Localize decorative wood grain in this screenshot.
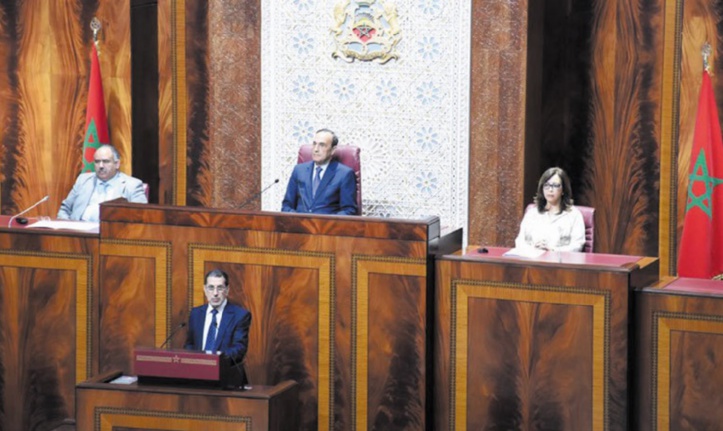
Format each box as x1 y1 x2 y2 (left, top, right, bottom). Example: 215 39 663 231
0 0 133 219
190 245 333 431
98 201 442 431
0 225 98 431
352 257 427 430
435 252 659 431
76 372 299 431
635 279 723 431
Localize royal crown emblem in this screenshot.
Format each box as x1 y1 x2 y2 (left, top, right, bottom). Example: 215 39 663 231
331 0 401 64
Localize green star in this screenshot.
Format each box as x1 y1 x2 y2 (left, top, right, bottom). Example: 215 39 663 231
686 148 723 218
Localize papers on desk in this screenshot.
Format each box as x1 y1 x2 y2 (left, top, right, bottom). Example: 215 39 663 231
503 247 546 258
27 220 99 232
109 375 138 385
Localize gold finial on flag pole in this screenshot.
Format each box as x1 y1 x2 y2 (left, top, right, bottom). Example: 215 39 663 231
90 17 101 54
702 42 712 75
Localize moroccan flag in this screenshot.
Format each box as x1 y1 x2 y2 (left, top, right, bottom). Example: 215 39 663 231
81 44 109 172
678 70 723 278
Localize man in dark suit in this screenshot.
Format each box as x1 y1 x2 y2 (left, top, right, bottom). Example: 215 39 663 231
281 128 357 215
57 144 147 221
184 269 251 384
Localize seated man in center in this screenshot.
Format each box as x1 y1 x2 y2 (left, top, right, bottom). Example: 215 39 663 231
281 128 357 215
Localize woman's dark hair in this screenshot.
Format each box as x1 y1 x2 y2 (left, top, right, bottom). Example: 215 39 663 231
534 167 574 214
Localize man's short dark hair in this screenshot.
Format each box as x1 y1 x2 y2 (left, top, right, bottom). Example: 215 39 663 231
205 268 229 286
316 128 339 147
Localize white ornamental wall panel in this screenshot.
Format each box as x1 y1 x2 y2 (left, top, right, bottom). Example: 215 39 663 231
261 0 470 232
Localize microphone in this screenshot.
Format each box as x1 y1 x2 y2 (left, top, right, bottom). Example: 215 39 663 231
8 195 50 228
238 179 279 210
159 322 186 349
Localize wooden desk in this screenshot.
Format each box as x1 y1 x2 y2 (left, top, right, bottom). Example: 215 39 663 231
76 370 298 430
635 277 723 431
435 246 658 431
0 216 99 430
97 201 459 431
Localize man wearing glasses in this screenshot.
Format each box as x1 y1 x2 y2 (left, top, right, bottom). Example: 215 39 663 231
57 144 147 221
184 269 252 384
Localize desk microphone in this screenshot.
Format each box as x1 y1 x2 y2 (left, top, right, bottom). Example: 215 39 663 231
8 195 50 228
159 322 186 349
238 179 279 210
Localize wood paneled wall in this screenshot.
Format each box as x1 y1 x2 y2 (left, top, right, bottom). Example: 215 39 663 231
0 1 720 277
0 0 132 218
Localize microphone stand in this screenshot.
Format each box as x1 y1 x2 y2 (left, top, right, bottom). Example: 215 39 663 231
8 195 50 228
159 322 186 350
238 179 279 210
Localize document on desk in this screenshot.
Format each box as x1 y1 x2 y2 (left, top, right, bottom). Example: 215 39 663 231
503 247 545 259
28 220 100 232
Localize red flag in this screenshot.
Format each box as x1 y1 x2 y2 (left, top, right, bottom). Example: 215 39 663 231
81 44 109 172
678 71 723 278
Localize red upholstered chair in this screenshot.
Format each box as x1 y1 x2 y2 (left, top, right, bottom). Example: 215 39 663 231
297 144 362 215
525 204 595 252
577 205 595 253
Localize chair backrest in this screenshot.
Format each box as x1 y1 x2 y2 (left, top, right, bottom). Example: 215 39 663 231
577 205 595 253
525 203 595 252
297 144 362 215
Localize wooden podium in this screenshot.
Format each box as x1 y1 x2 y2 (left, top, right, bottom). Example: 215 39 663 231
434 246 659 431
76 370 298 431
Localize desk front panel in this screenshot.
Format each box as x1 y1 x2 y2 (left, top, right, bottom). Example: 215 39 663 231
0 226 98 430
635 278 723 431
435 251 658 431
98 205 440 431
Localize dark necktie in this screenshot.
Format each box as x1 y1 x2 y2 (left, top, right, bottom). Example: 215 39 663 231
312 166 322 197
203 308 218 351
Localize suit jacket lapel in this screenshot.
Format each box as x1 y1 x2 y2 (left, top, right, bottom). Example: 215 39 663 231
76 175 97 219
195 308 206 349
302 163 314 208
213 306 235 351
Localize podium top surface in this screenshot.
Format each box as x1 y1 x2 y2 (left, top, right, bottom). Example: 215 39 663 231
78 370 296 400
450 246 656 273
642 276 723 298
100 200 441 242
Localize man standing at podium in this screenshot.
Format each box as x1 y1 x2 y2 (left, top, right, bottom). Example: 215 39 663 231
184 269 252 368
281 128 357 215
57 144 147 221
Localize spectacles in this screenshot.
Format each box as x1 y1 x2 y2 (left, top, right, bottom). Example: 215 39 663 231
204 285 228 293
543 182 562 190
